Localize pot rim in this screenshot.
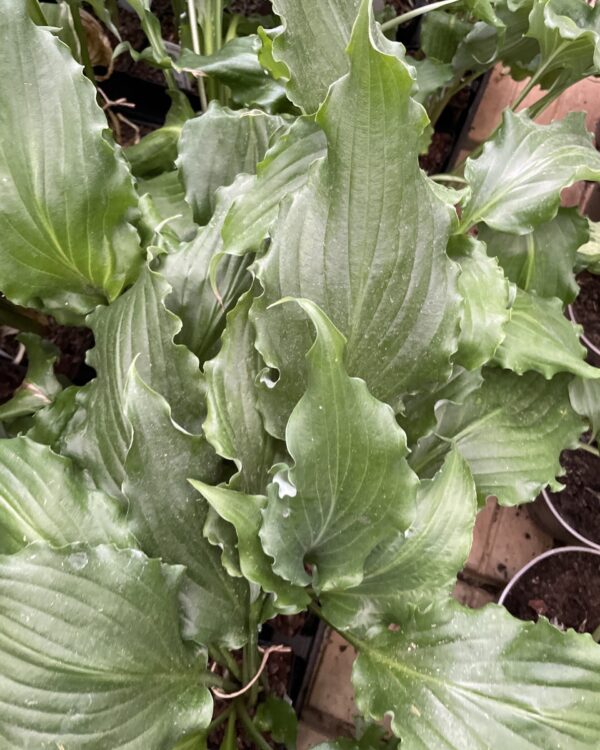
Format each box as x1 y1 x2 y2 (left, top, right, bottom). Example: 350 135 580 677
498 545 600 606
568 303 600 358
539 487 600 552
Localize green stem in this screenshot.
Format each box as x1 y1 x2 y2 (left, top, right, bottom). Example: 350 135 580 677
66 0 96 84
26 0 47 25
430 174 468 184
225 13 241 43
592 625 600 644
217 647 242 682
237 702 272 750
187 0 208 109
207 705 234 734
381 0 460 32
0 299 47 336
579 442 600 458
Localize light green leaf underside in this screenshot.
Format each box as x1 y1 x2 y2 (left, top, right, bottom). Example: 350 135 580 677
452 237 510 370
410 368 583 506
60 264 205 496
190 481 309 613
0 436 130 555
260 299 418 593
161 178 255 364
123 370 249 649
479 207 587 303
321 450 476 633
459 110 600 234
137 171 196 242
0 334 61 421
253 2 461 436
493 289 600 379
178 104 285 225
204 291 281 494
270 0 361 113
570 376 600 441
221 116 327 258
0 544 212 750
353 602 600 750
0 0 141 321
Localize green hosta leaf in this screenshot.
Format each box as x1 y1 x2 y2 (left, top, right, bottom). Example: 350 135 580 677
260 299 418 592
0 436 130 554
399 367 484 446
411 58 454 105
452 21 500 75
479 208 587 302
161 178 254 363
421 11 473 63
410 369 583 505
253 2 461 435
0 334 61 422
40 1 81 58
123 369 250 649
0 544 213 749
452 237 511 370
61 264 205 495
178 104 286 225
493 289 600 379
138 171 196 242
0 0 141 322
353 602 600 750
26 385 80 449
527 0 600 88
190 481 310 613
321 450 476 633
465 0 503 25
255 696 298 750
221 116 327 258
270 0 361 113
458 111 600 234
178 36 288 112
204 291 281 493
570 377 600 441
496 0 540 76
126 91 194 179
576 219 600 274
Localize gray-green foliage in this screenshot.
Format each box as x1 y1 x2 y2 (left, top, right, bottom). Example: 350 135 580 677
1 0 600 747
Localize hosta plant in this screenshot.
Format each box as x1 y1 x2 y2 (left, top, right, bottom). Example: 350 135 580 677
2 0 600 748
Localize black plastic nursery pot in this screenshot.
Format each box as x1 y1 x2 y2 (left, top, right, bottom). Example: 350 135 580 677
499 547 600 637
259 612 327 715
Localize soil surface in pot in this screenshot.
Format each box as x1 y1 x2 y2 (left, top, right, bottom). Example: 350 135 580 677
572 271 600 367
503 550 600 634
0 323 94 407
548 448 600 545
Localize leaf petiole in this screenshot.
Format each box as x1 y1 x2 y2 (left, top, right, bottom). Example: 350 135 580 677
381 0 460 32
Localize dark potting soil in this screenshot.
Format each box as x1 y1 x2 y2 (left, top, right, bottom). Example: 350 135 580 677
572 271 600 368
548 448 600 545
0 323 95 407
503 550 600 634
0 332 26 405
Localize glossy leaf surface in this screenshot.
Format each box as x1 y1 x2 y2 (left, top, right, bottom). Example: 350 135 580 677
0 0 141 320
0 544 213 749
354 602 600 750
